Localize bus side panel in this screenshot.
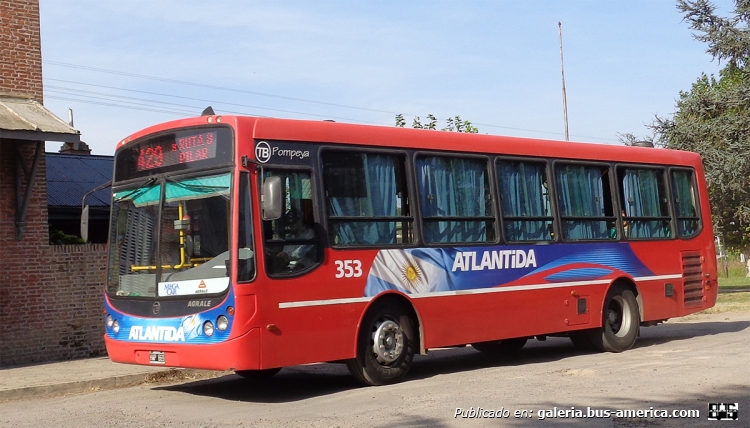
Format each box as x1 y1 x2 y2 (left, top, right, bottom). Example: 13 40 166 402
413 285 609 349
255 264 370 368
260 304 363 368
633 278 681 322
630 240 717 321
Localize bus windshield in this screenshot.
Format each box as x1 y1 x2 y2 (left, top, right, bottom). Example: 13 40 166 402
106 173 233 298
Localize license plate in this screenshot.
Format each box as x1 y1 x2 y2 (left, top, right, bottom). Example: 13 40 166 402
149 351 166 364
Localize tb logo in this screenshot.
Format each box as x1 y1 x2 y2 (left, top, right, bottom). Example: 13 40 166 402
255 141 271 163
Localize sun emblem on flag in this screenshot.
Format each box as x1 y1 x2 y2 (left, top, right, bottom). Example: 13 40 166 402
400 261 423 292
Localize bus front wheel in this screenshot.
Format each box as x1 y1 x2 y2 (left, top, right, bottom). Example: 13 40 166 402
587 284 639 352
347 303 416 386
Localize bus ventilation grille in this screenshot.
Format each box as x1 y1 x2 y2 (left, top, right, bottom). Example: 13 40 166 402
682 252 704 307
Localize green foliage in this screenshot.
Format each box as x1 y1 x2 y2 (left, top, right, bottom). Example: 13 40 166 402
677 0 750 70
49 226 86 245
395 114 406 128
616 132 658 147
395 114 478 133
645 1 750 249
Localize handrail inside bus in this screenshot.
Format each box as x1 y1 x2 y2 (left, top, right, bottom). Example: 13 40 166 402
131 202 193 272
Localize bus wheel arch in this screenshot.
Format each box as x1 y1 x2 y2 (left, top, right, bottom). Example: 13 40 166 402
610 277 644 323
587 280 640 353
347 293 420 386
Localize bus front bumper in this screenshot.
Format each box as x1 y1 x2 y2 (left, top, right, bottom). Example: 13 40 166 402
104 327 261 371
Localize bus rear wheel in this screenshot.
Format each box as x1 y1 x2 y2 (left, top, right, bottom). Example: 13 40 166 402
471 338 528 354
587 284 639 352
347 303 416 386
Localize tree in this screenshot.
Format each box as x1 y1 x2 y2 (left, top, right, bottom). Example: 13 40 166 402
616 132 657 147
395 114 478 133
646 0 750 249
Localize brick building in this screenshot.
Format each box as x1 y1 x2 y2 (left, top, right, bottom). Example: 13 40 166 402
1 0 107 366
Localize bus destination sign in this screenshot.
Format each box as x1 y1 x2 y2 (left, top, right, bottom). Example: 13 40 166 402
137 131 218 171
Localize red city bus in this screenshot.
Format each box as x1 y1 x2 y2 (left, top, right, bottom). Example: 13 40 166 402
101 114 717 385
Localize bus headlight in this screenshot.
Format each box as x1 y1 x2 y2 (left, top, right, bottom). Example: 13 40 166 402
216 315 229 331
203 321 214 337
112 320 120 334
106 314 114 328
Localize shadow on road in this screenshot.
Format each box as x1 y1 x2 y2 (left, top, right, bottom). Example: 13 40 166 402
636 319 750 348
157 319 749 404
503 384 749 427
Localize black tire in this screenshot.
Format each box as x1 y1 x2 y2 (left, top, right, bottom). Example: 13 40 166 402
471 338 528 354
587 284 639 352
234 368 281 381
346 303 416 386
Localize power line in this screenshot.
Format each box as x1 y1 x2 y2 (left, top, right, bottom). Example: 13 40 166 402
45 79 384 124
44 60 397 115
43 60 618 143
45 95 195 117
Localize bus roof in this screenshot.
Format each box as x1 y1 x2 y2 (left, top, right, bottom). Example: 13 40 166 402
119 115 702 168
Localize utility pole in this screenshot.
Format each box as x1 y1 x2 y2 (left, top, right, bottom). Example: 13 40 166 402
558 22 570 141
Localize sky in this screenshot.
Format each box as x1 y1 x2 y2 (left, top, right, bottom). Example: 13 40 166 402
38 0 734 155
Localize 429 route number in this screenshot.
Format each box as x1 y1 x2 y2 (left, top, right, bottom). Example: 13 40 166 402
334 260 362 278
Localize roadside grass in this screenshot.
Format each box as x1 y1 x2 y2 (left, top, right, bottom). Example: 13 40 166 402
697 292 750 315
717 258 750 289
718 276 750 289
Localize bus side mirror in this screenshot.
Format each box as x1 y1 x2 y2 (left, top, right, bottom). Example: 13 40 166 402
80 205 90 242
80 180 111 244
262 176 282 220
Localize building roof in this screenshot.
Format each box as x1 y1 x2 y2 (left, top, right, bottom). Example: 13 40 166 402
46 153 112 207
0 95 80 142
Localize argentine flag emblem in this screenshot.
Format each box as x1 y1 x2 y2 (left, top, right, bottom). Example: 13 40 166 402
364 249 453 296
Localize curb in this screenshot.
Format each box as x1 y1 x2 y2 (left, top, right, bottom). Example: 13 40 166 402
0 368 229 402
718 288 750 294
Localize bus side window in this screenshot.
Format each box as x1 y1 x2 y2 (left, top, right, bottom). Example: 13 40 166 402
555 163 616 241
671 169 700 238
617 167 671 240
416 155 495 244
322 151 413 246
496 159 554 242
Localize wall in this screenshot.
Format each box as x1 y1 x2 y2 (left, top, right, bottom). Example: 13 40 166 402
0 0 43 101
0 0 108 367
0 142 108 366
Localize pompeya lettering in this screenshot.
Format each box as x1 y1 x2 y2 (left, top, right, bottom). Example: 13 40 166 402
451 249 537 272
128 325 185 342
272 146 310 161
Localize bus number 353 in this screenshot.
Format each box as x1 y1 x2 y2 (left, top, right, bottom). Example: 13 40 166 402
334 260 362 278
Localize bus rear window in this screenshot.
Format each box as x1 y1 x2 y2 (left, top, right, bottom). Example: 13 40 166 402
672 169 701 238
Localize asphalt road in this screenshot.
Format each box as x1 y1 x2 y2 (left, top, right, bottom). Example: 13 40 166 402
2 310 748 427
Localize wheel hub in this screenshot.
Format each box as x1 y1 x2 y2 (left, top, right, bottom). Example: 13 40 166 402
372 319 404 364
608 296 632 337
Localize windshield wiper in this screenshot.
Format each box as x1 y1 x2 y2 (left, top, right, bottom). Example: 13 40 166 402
114 177 158 202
